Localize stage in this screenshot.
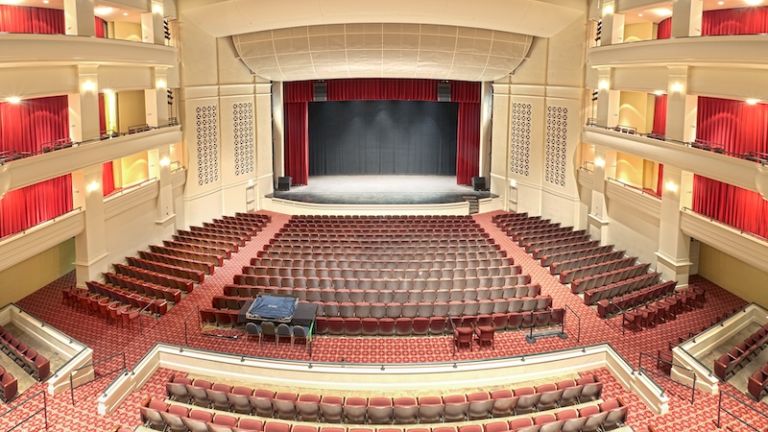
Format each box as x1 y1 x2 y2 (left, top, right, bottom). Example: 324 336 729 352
270 175 494 205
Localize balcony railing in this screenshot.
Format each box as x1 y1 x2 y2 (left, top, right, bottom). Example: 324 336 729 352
0 118 178 166
584 121 768 166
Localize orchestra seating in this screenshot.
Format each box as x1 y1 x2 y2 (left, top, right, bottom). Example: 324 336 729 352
0 366 17 402
62 213 271 325
0 325 50 380
748 364 768 400
162 373 605 422
715 322 768 381
620 286 706 331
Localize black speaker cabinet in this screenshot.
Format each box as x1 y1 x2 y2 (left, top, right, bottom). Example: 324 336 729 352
277 176 292 191
472 176 487 191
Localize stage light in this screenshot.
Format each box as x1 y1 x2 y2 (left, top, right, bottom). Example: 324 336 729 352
5 96 21 104
653 90 665 96
598 80 610 91
81 80 96 93
159 156 171 167
86 181 101 193
665 180 679 193
594 157 606 168
746 98 760 105
669 82 684 94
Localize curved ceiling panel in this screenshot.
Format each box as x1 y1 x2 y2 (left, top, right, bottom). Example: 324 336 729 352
233 23 534 82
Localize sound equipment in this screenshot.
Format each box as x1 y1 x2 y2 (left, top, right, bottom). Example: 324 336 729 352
313 81 327 102
277 176 292 191
472 176 487 191
437 81 451 102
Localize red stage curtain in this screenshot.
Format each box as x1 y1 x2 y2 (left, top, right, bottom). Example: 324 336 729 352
452 82 481 185
102 162 116 196
697 96 768 156
283 81 314 103
95 16 107 38
693 175 768 239
284 102 309 186
0 175 73 238
0 95 70 155
326 79 438 101
0 5 64 34
652 94 667 136
657 6 768 38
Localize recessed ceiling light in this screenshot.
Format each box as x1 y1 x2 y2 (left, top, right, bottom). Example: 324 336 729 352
717 0 725 4
43 0 49 4
651 7 673 16
746 98 760 105
94 6 114 15
5 96 21 104
745 0 763 5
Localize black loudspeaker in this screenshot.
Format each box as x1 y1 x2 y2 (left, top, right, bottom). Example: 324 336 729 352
472 176 487 191
437 81 451 102
277 176 292 191
313 81 327 102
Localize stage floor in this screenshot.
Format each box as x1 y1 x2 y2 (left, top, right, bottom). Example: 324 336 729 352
271 175 494 205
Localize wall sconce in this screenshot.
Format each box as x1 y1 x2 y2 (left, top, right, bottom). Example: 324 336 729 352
152 3 164 15
5 96 21 104
594 157 606 168
601 4 615 16
86 181 101 193
159 156 171 167
665 180 679 193
81 80 97 93
155 79 167 90
247 179 255 187
598 80 610 91
669 82 684 94
509 179 517 188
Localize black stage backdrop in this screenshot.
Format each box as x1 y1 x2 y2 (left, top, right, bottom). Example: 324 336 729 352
308 100 458 176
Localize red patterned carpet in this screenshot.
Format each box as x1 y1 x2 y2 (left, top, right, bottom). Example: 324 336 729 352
3 210 762 431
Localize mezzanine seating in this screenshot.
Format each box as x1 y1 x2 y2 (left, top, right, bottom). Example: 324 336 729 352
64 288 146 328
596 281 676 318
114 263 194 293
569 264 650 295
621 287 705 331
748 364 768 400
0 366 17 402
163 373 604 423
558 257 637 285
85 281 168 315
104 272 182 303
715 322 768 381
583 273 660 306
0 326 50 380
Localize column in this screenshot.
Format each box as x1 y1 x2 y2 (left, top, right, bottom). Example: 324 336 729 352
148 145 176 224
63 0 95 36
656 165 693 285
478 82 493 179
587 146 616 242
599 1 625 45
72 165 108 287
68 66 100 143
145 68 170 127
271 82 285 178
141 0 166 45
665 66 698 143
671 0 703 38
595 68 620 128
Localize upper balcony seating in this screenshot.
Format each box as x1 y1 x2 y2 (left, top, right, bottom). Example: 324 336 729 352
104 272 182 303
715 322 768 381
570 264 650 295
621 287 705 332
596 281 676 318
65 287 154 328
0 366 17 402
549 250 625 276
0 326 50 380
531 240 601 261
85 281 168 315
161 373 604 423
114 263 194 293
177 229 247 247
583 273 660 306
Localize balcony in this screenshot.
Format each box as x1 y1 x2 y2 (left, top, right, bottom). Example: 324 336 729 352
0 33 177 68
0 124 181 194
0 209 84 273
582 125 767 196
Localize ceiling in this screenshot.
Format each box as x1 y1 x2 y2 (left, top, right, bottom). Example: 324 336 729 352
232 23 534 82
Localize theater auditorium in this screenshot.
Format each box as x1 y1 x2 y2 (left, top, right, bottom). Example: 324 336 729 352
0 0 767 430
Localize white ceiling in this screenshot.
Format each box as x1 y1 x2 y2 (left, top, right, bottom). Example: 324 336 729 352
232 23 534 82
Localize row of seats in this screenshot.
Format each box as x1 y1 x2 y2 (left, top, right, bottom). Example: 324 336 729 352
174 234 240 253
138 251 215 276
531 239 600 261
583 273 660 306
539 244 608 267
549 251 625 276
115 263 194 293
257 253 506 264
558 258 636 285
191 225 251 242
570 264 650 295
281 226 487 233
85 281 168 315
0 326 50 380
242 266 519 280
232 275 526 291
128 256 206 283
715 322 768 380
150 245 224 267
105 272 183 303
64 288 148 326
164 373 602 423
266 240 499 249
274 233 491 240
622 287 706 331
251 258 514 271
596 282 676 318
0 366 17 402
164 239 232 260
177 229 247 247
748 364 768 400
222 283 542 303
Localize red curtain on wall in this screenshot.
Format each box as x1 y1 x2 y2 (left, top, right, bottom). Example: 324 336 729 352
657 6 768 38
0 5 64 34
326 79 438 101
0 175 73 238
452 81 481 185
693 175 768 239
282 81 314 186
697 96 768 156
0 95 70 155
656 164 664 197
102 162 116 196
652 94 667 136
94 16 107 38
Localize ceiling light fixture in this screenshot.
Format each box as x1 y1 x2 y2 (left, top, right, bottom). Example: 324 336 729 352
594 157 606 168
651 7 673 17
598 79 610 91
670 82 685 94
94 6 114 15
746 98 760 105
5 96 21 104
653 90 665 96
717 0 725 4
745 0 763 5
122 12 128 16
665 180 679 193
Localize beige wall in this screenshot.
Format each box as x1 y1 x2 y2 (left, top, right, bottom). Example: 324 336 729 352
112 22 142 42
618 91 654 133
0 239 75 307
623 22 654 43
117 90 147 134
698 243 768 308
616 152 645 188
118 151 150 187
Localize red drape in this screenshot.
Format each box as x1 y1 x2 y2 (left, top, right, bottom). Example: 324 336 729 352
0 5 64 34
656 163 664 197
0 175 73 238
452 82 481 185
326 79 438 101
693 175 768 239
0 95 70 156
102 162 116 196
94 16 107 38
697 96 768 156
98 93 107 136
652 94 667 136
282 81 314 186
658 6 768 38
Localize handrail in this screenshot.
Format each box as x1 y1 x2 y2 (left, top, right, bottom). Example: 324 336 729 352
137 301 159 336
638 351 697 404
716 388 768 430
563 304 581 342
680 207 768 244
606 177 661 199
0 207 83 244
0 390 48 431
68 351 127 407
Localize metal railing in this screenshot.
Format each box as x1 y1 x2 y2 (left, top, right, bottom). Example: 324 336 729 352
0 390 48 431
563 304 581 343
638 351 697 405
716 388 768 430
68 351 127 407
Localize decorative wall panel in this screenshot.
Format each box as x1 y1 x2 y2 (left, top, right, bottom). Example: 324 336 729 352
545 105 568 187
509 102 532 177
195 105 219 186
232 102 255 176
